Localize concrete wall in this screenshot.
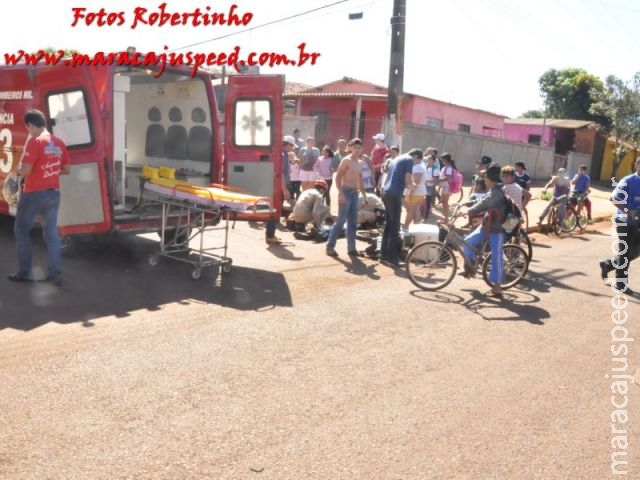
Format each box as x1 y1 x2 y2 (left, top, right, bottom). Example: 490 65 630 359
566 152 592 178
403 123 555 180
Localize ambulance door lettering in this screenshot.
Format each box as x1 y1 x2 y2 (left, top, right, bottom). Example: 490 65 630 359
0 128 13 173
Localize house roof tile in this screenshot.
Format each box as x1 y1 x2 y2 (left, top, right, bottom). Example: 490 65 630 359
283 91 388 99
284 81 314 96
285 76 507 117
505 118 595 129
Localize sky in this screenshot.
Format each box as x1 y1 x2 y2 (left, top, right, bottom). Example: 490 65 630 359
4 0 640 118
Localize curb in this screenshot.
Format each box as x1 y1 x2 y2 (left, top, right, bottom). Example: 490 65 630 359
525 215 610 234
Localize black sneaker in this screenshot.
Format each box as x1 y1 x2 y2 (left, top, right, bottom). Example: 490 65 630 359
599 261 609 282
381 259 405 268
614 283 634 295
7 273 33 283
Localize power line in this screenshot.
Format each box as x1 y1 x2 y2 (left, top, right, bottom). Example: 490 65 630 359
595 1 639 51
451 0 501 52
172 0 350 52
479 0 558 51
600 0 640 13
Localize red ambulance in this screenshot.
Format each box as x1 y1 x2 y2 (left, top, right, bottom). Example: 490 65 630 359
0 61 284 250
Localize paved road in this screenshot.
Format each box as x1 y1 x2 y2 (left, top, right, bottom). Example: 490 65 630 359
0 217 638 479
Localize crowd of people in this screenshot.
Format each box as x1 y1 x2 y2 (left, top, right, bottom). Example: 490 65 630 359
8 112 636 299
270 127 640 299
273 131 533 296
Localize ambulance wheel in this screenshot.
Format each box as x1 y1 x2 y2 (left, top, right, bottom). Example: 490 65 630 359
148 254 159 267
60 235 78 258
221 262 232 274
191 268 202 280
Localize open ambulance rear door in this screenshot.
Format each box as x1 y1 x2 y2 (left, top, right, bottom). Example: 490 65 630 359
0 64 112 235
44 66 113 236
223 74 284 221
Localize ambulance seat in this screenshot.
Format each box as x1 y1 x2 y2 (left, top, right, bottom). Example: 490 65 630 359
144 107 165 157
188 107 211 162
165 107 187 160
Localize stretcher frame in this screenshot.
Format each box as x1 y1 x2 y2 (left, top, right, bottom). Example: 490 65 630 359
142 187 233 280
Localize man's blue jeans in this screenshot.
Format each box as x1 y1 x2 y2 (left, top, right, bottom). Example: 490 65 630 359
463 225 504 284
326 186 359 252
14 189 62 279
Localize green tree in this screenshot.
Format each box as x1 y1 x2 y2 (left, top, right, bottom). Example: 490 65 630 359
39 47 78 57
589 73 640 180
520 109 545 119
539 68 606 122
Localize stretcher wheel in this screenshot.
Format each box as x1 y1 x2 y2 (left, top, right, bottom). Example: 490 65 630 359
221 262 232 274
191 268 202 280
148 254 159 266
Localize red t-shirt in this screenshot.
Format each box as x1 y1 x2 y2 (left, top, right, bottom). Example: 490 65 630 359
371 144 389 172
21 131 70 193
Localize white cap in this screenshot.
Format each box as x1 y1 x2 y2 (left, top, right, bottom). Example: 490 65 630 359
372 133 385 141
283 135 296 145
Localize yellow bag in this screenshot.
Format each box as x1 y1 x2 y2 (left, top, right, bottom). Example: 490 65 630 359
142 165 159 179
158 166 176 179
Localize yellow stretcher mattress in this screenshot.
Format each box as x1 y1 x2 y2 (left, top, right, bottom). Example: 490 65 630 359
143 177 273 212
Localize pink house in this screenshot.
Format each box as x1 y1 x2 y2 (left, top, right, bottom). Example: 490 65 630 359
284 77 507 151
503 118 597 154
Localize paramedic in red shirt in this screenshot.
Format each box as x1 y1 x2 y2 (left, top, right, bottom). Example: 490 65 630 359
8 110 70 284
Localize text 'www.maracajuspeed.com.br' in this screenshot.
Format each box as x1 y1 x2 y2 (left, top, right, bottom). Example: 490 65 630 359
4 44 321 77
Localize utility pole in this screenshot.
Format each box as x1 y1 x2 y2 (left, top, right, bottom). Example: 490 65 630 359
386 0 405 150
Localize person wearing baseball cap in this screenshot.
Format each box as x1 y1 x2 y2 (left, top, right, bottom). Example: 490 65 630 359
472 155 493 194
371 133 389 195
288 179 330 239
462 162 507 297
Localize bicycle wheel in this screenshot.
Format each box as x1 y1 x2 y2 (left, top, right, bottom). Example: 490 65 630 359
575 205 588 230
482 244 529 289
577 213 588 230
548 209 561 236
406 241 457 291
508 229 533 262
563 209 577 232
456 186 465 204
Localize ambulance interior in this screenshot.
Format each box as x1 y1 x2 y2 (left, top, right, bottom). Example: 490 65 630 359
112 68 217 212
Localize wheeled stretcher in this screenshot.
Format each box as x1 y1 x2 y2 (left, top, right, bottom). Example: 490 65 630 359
141 178 273 279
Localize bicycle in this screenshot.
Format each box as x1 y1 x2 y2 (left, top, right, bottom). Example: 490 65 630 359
449 202 533 262
405 203 529 291
568 193 589 231
541 194 584 235
506 225 533 262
